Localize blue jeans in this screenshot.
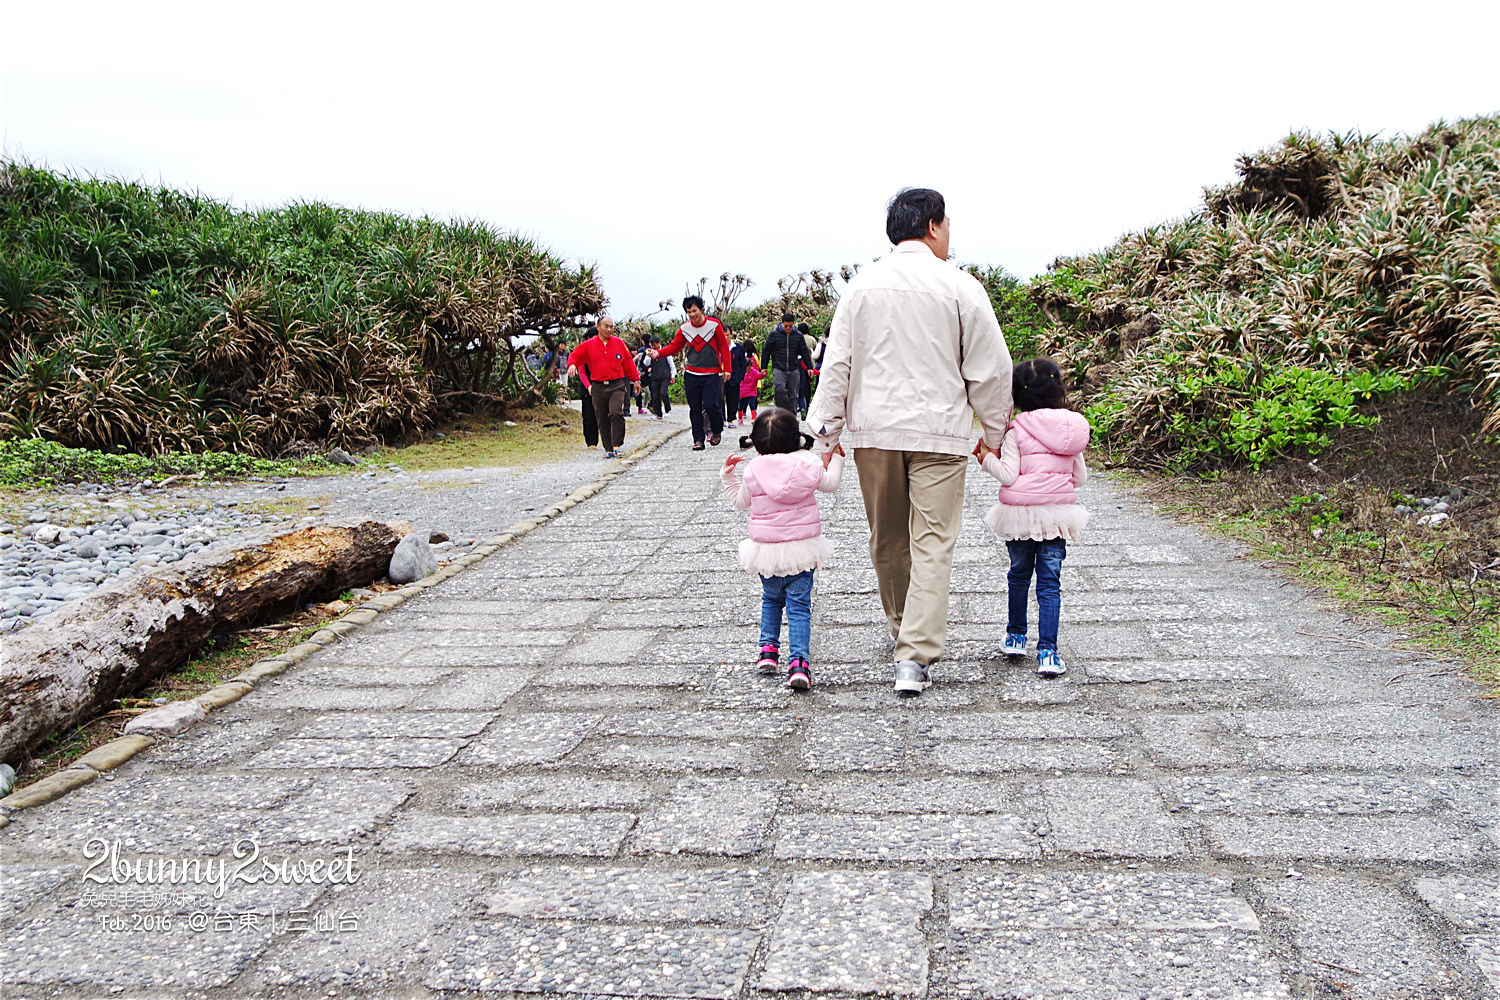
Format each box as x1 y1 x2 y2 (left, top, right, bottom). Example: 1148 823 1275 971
1006 538 1066 652
760 569 814 661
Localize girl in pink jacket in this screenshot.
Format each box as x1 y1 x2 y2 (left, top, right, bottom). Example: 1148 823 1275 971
737 358 764 426
722 408 845 690
976 358 1090 678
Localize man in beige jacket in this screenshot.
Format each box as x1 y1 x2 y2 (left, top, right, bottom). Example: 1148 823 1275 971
807 188 1013 695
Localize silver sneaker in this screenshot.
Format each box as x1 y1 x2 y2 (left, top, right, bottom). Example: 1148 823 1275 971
893 660 931 697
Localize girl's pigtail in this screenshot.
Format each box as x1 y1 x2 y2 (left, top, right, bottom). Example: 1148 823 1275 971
798 432 814 451
739 435 755 450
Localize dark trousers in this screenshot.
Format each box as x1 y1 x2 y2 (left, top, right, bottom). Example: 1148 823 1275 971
684 372 724 444
1006 538 1067 651
649 377 672 417
738 395 759 418
725 374 742 423
580 388 598 446
772 368 800 411
590 378 629 452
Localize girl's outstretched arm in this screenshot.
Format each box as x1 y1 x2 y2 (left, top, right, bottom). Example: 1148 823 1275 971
817 451 845 492
1072 452 1088 488
980 429 1020 486
721 455 752 509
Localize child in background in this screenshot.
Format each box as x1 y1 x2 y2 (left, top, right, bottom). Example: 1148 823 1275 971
722 408 844 690
738 355 764 426
976 358 1090 677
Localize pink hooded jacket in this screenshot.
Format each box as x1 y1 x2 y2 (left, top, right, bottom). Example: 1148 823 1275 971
739 453 840 541
995 408 1091 506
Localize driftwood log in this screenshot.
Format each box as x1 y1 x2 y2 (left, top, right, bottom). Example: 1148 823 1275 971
0 521 406 766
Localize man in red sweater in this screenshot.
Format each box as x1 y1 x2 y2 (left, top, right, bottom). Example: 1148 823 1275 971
648 295 732 450
567 317 642 458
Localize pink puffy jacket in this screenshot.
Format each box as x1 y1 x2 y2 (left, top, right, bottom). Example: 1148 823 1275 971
741 453 839 542
996 408 1091 506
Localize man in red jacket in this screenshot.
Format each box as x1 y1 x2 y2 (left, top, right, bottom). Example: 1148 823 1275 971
648 295 733 450
567 317 642 458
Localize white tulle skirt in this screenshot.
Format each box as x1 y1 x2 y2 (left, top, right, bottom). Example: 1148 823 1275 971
739 535 833 578
985 502 1090 542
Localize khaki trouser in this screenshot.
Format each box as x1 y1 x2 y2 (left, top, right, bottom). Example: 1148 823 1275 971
853 448 967 666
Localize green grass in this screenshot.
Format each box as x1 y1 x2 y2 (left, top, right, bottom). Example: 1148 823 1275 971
372 406 586 471
0 437 335 487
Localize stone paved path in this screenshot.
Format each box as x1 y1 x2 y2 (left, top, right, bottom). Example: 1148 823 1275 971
3 440 1497 999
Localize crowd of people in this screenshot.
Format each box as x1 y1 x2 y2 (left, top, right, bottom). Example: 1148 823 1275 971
544 187 1088 698
546 300 825 458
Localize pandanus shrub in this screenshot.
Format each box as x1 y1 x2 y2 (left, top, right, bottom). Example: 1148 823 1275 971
0 164 603 455
1034 113 1500 471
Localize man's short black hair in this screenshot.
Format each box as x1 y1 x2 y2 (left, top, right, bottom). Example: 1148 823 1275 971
781 312 795 324
886 187 946 245
683 295 705 311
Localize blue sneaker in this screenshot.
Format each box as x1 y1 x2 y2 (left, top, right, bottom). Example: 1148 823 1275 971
1002 632 1027 658
1036 649 1066 677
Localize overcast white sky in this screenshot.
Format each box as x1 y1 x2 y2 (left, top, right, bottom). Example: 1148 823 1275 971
4 0 1497 319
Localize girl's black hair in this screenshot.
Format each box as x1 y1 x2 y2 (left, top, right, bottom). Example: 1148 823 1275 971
739 407 813 454
1012 357 1070 412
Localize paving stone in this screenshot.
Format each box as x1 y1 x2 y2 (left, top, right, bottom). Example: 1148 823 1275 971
773 812 1039 860
454 777 654 811
293 711 496 739
947 927 1289 999
932 741 1125 774
1412 874 1500 930
950 870 1260 930
1252 737 1494 771
396 645 550 667
992 677 1083 704
265 685 418 710
589 740 775 773
531 665 701 687
1260 875 1470 998
1170 773 1467 815
529 687 688 710
1236 704 1473 738
1205 814 1488 862
1042 777 1185 857
290 666 453 686
788 776 1025 815
242 869 484 992
1085 658 1277 682
380 812 634 857
597 711 798 740
247 737 462 769
424 921 760 997
0 865 68 921
631 778 783 855
1136 714 1240 768
919 712 1128 740
554 630 658 663
816 684 983 709
758 871 933 995
411 668 533 709
458 713 600 767
480 866 774 926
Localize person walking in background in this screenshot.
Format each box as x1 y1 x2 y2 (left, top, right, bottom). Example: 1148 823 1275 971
648 295 732 450
633 338 652 415
721 408 845 690
569 339 599 449
807 187 1013 696
642 335 675 419
978 358 1090 678
761 313 812 413
738 351 764 426
567 316 642 459
726 331 749 426
796 321 819 419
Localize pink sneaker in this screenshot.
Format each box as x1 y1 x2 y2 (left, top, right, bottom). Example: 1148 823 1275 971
756 644 779 675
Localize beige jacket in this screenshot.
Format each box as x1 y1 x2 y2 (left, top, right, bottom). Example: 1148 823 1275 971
807 242 1013 456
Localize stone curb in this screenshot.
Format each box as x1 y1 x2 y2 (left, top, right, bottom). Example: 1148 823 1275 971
0 424 686 818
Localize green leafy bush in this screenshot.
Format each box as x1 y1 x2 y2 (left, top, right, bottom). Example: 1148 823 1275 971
0 437 329 487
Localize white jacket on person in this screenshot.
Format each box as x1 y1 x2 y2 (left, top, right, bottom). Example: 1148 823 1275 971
806 242 1013 456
